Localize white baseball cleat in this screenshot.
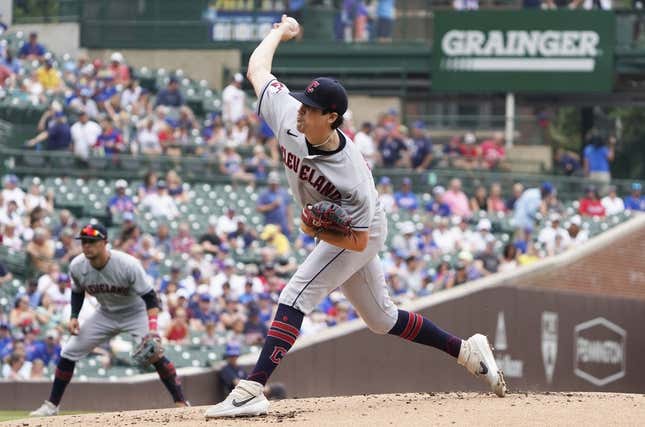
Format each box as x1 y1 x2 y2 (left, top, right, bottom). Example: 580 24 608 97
30 400 59 417
204 379 269 418
458 333 507 397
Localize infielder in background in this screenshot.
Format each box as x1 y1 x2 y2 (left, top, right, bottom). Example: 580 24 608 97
205 15 506 419
30 223 188 417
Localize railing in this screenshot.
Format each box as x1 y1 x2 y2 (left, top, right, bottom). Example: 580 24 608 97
405 114 549 145
1 144 637 203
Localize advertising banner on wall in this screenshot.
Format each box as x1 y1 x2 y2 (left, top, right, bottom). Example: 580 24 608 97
432 11 615 93
203 2 281 41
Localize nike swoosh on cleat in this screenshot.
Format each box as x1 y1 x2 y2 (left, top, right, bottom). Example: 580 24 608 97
479 361 488 375
231 396 255 407
286 129 298 137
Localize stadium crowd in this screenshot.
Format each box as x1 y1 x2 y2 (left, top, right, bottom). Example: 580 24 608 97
0 31 614 182
0 32 643 381
0 166 643 380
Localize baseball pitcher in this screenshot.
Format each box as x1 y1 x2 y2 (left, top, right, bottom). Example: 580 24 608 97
204 15 506 419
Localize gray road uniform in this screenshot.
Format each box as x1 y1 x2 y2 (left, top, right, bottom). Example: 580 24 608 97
61 250 153 361
259 79 399 334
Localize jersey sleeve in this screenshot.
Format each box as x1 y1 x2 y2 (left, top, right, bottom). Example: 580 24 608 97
257 79 300 136
68 256 83 292
129 257 153 296
343 180 376 230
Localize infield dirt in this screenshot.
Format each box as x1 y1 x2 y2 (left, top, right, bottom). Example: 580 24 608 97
3 392 643 426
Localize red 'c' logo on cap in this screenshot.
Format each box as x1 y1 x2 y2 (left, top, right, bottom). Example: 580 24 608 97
306 80 320 93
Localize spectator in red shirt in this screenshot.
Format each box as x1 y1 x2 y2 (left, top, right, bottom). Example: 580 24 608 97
108 52 130 85
0 64 13 87
458 132 480 169
579 186 606 217
481 132 506 170
165 308 189 343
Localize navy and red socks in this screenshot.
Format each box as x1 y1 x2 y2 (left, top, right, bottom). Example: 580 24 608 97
388 309 462 358
49 357 76 406
153 356 186 403
246 306 457 386
247 303 304 385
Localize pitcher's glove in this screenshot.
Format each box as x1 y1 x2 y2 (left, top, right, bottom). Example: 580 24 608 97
131 333 163 367
301 201 352 236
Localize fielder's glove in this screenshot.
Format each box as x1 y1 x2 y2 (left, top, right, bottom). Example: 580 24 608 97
131 333 164 367
301 201 352 236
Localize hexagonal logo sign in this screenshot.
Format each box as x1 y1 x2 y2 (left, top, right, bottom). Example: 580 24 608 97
573 317 626 387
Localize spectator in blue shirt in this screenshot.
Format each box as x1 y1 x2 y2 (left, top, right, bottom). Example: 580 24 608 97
18 32 46 60
378 131 407 167
376 0 396 43
27 329 61 366
188 294 219 326
425 185 451 217
159 265 182 293
256 171 293 238
583 130 615 183
555 148 582 176
410 121 433 171
108 179 136 219
26 112 72 151
238 281 256 305
2 51 21 74
257 293 274 324
96 117 124 156
513 182 554 230
624 182 645 211
218 343 247 393
227 219 257 250
0 324 11 357
243 304 268 345
394 177 419 211
286 0 305 40
155 77 185 107
20 280 41 309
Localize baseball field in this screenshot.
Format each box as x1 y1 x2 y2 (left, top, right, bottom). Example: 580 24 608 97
1 392 643 426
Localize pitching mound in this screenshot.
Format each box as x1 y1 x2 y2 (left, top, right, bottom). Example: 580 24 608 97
4 392 644 426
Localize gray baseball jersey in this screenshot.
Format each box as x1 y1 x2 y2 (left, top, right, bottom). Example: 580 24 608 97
69 250 153 313
61 250 153 361
258 78 398 332
259 78 379 229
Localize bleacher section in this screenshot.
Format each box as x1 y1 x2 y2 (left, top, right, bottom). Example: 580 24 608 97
0 182 634 381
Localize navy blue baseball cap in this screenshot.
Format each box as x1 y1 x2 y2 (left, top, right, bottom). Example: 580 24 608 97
76 223 108 241
289 77 348 116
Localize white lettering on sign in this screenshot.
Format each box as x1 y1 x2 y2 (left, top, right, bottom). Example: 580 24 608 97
576 338 623 364
441 30 600 72
442 30 599 57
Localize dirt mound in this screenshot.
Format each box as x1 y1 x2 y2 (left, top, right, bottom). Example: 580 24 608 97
4 392 644 426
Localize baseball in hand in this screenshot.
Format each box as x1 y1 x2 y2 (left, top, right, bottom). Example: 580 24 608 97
285 17 300 33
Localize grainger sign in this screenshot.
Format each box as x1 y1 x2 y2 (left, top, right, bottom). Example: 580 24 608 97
432 11 614 93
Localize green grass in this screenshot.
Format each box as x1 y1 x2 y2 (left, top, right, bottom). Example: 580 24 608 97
0 410 87 422
0 411 28 422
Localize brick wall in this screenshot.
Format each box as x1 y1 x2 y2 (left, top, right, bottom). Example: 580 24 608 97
524 215 645 300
